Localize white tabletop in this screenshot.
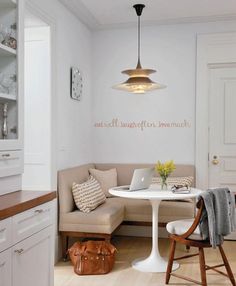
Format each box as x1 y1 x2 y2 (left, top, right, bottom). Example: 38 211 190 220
109 185 202 200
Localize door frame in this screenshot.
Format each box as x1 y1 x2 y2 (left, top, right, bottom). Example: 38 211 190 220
196 32 236 190
24 0 57 190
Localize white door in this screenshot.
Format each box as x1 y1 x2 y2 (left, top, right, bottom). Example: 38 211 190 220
209 66 236 239
0 248 11 286
12 226 53 286
209 66 236 190
23 25 51 190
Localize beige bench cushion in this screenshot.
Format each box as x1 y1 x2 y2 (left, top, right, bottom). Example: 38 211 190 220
166 218 203 240
59 199 124 234
110 198 195 223
89 168 118 197
159 200 195 222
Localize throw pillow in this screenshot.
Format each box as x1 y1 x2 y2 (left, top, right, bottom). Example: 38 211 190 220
72 176 106 213
89 168 118 197
152 176 194 187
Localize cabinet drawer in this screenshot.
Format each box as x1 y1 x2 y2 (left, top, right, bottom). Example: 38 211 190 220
12 201 53 244
0 217 12 253
0 150 23 177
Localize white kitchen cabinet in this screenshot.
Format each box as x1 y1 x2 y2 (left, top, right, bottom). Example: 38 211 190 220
12 226 53 286
0 248 11 286
0 199 55 286
0 0 24 195
0 0 24 150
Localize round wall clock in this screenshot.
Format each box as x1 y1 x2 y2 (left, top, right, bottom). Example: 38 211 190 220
71 67 83 101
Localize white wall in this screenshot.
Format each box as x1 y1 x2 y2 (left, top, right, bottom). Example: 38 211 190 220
27 0 93 172
23 26 51 190
56 2 92 170
91 20 236 164
24 0 93 262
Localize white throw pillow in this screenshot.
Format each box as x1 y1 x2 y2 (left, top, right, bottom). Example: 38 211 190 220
89 168 118 197
72 176 106 213
152 176 194 187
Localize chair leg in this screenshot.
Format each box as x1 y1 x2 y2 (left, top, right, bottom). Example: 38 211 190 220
219 245 236 286
166 240 176 284
199 247 207 286
61 234 69 261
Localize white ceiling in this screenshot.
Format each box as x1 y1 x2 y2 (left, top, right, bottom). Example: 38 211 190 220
59 0 236 30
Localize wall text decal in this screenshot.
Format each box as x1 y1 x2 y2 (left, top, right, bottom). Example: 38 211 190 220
94 118 191 131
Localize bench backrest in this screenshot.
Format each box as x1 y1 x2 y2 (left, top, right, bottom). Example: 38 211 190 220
58 163 195 213
95 163 195 186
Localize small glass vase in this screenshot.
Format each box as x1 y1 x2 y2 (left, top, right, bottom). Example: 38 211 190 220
161 176 168 190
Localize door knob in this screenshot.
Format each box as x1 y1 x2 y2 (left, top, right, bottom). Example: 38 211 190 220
212 155 219 165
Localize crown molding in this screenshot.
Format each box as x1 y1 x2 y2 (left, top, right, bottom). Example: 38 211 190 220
58 0 100 30
58 0 236 31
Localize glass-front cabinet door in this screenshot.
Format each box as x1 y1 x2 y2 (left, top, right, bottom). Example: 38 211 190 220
0 0 23 150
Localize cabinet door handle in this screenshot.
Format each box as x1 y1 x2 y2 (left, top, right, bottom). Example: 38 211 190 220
0 262 6 267
35 209 44 214
2 153 10 158
14 249 24 254
0 227 6 233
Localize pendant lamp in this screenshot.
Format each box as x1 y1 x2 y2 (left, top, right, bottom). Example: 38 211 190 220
113 4 166 94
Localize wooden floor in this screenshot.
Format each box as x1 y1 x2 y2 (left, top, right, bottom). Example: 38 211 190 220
54 237 236 286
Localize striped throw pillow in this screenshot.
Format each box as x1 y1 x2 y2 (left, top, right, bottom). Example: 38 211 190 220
152 176 194 187
72 176 106 213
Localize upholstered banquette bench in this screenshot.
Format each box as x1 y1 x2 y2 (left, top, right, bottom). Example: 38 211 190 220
58 163 195 258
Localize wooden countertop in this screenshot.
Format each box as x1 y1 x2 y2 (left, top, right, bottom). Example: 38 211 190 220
0 190 57 220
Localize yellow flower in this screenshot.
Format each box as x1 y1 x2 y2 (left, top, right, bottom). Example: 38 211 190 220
155 160 176 178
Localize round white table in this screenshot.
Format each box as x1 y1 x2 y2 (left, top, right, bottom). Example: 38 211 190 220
109 185 202 273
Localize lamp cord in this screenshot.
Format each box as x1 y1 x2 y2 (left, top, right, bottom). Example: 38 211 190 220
137 15 141 68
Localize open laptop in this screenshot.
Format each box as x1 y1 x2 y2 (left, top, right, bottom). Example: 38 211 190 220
114 167 154 191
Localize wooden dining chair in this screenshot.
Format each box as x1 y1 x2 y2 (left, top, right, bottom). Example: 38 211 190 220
165 198 236 286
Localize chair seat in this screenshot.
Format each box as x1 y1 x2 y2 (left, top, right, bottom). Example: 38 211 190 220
166 218 204 240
